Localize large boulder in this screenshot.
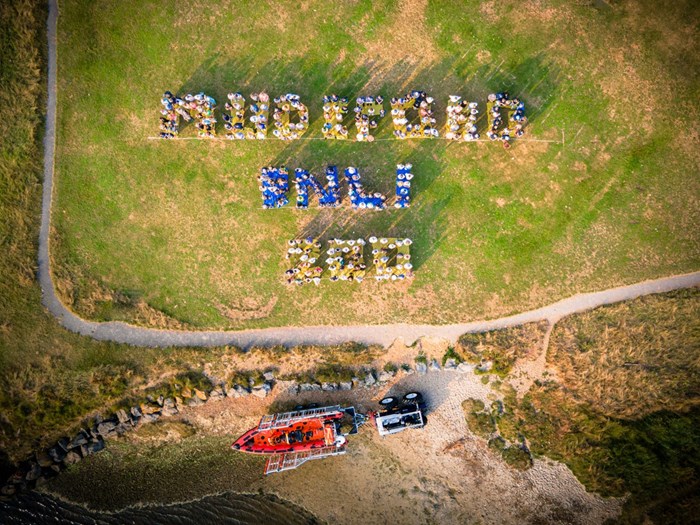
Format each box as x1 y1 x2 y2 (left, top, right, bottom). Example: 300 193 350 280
161 406 178 417
56 437 70 452
339 381 353 391
298 383 321 392
140 403 160 415
321 382 337 392
115 423 132 436
48 446 66 464
97 421 117 437
208 386 225 401
86 438 105 455
477 361 493 373
234 384 250 396
251 383 272 399
263 371 275 382
193 389 208 401
363 372 376 387
142 413 160 423
429 359 441 371
1 484 16 497
36 451 53 468
130 406 142 418
444 358 458 369
116 409 129 424
69 432 89 448
157 395 165 407
63 451 81 466
187 396 204 407
457 362 474 373
415 362 428 375
25 462 41 482
377 371 394 383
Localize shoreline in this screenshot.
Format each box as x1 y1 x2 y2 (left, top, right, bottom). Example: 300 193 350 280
42 370 624 525
1 489 321 524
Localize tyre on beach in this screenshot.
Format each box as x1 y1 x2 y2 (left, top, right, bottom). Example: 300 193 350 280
379 396 398 410
403 392 423 404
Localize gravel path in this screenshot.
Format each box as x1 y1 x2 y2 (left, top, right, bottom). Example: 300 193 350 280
38 0 700 350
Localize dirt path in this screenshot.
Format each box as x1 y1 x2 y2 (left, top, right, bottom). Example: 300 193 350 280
39 0 700 350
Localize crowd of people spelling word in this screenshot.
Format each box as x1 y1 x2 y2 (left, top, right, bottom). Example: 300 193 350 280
159 91 217 139
284 237 413 285
444 95 480 141
354 95 385 142
272 94 309 140
295 166 341 208
486 92 526 147
322 95 349 139
159 91 526 145
285 238 323 286
258 165 412 210
223 92 269 140
390 90 439 139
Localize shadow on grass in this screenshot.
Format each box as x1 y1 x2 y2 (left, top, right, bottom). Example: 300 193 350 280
165 54 560 273
168 52 561 138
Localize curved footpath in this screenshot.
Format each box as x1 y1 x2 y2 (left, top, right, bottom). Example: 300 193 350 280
38 0 700 350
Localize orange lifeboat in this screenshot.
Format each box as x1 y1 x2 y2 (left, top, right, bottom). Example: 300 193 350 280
232 406 346 455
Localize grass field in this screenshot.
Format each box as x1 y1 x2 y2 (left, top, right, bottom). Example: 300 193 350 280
51 0 700 329
2 2 698 521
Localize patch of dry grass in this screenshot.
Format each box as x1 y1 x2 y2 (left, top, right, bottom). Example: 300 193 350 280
548 288 700 418
455 322 548 377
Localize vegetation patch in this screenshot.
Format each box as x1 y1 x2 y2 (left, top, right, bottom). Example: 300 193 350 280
549 288 700 417
462 399 495 439
47 436 263 511
500 444 532 471
456 322 547 377
441 347 463 366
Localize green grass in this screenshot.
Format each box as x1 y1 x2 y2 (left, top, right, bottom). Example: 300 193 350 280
48 434 264 510
51 0 700 329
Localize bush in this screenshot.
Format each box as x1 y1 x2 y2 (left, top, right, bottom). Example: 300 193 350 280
441 347 462 366
488 436 507 452
501 445 532 471
313 364 355 383
462 399 495 438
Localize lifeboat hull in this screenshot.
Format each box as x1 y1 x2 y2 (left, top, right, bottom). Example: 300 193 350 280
232 413 343 454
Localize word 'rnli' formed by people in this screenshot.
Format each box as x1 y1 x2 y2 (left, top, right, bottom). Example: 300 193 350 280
259 165 413 210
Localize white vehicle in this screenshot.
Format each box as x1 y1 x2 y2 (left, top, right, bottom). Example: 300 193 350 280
373 392 426 436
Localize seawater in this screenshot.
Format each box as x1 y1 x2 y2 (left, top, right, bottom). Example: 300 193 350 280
0 490 319 524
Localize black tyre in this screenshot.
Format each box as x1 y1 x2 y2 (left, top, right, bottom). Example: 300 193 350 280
379 396 398 409
403 392 423 404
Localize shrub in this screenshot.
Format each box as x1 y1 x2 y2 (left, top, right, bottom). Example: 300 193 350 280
441 347 462 366
462 399 495 438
